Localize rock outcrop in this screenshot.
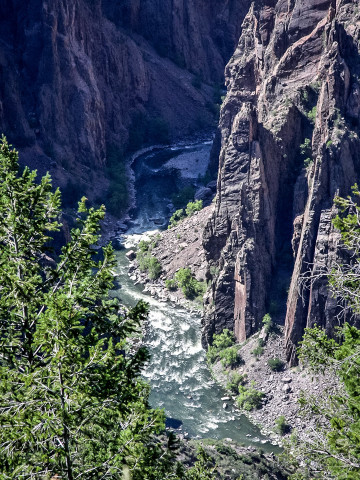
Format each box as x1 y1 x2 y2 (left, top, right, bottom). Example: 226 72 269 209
0 0 251 199
203 0 360 363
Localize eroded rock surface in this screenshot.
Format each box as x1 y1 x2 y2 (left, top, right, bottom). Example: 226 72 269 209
0 0 251 199
203 0 360 363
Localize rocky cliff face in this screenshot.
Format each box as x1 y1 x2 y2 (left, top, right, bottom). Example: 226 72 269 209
0 0 250 199
203 0 360 363
102 0 250 85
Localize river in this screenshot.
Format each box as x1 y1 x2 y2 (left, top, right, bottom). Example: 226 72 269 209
111 140 276 450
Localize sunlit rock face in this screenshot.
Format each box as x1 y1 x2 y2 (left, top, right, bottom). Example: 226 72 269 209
0 0 251 197
202 0 360 364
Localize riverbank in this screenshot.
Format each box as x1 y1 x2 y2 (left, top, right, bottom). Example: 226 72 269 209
177 437 289 479
126 205 214 308
125 202 338 448
107 139 317 452
114 245 274 447
99 135 215 246
207 326 339 446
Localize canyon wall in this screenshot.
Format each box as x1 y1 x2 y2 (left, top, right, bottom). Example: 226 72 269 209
203 0 360 363
0 0 250 197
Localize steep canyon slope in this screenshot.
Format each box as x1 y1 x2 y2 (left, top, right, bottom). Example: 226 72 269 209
203 0 360 363
0 0 250 199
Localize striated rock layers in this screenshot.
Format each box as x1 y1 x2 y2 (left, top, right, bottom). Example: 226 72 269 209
203 0 360 364
0 0 251 197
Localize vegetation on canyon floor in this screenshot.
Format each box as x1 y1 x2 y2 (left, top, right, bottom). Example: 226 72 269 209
169 199 203 228
171 267 207 301
136 239 163 280
206 330 266 412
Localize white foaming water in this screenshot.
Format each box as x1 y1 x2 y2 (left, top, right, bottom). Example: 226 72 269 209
110 141 279 451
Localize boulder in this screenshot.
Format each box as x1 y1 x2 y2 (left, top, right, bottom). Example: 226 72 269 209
206 180 217 190
282 385 292 393
126 250 136 261
195 187 213 202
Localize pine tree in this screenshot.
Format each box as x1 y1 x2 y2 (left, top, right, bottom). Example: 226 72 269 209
285 186 360 479
0 136 168 479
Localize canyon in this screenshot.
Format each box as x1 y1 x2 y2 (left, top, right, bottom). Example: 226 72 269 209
0 0 250 202
1 0 360 444
202 0 360 364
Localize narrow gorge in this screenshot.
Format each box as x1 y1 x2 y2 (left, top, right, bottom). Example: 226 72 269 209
1 0 360 478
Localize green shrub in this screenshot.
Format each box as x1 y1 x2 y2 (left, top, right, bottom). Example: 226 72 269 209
207 329 238 366
168 208 185 228
165 278 178 291
137 240 151 253
215 443 236 457
274 415 290 436
219 346 240 368
307 106 317 124
300 138 311 156
251 337 264 357
194 280 207 298
174 268 205 300
168 200 203 228
206 345 219 364
237 384 265 411
304 157 313 168
185 200 203 217
175 267 193 289
252 345 264 358
147 256 162 280
209 265 219 277
136 251 150 272
310 80 321 93
136 251 162 279
213 329 235 350
301 89 309 102
262 314 273 334
226 373 247 394
268 358 285 371
150 233 161 249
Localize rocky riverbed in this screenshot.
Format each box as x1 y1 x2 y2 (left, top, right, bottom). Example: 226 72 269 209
209 328 339 444
126 205 338 447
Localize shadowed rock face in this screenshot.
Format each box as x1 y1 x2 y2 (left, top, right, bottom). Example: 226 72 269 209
203 0 360 364
101 0 250 85
0 0 251 196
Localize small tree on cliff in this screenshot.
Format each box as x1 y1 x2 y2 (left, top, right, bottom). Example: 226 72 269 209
0 136 169 479
285 186 360 479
